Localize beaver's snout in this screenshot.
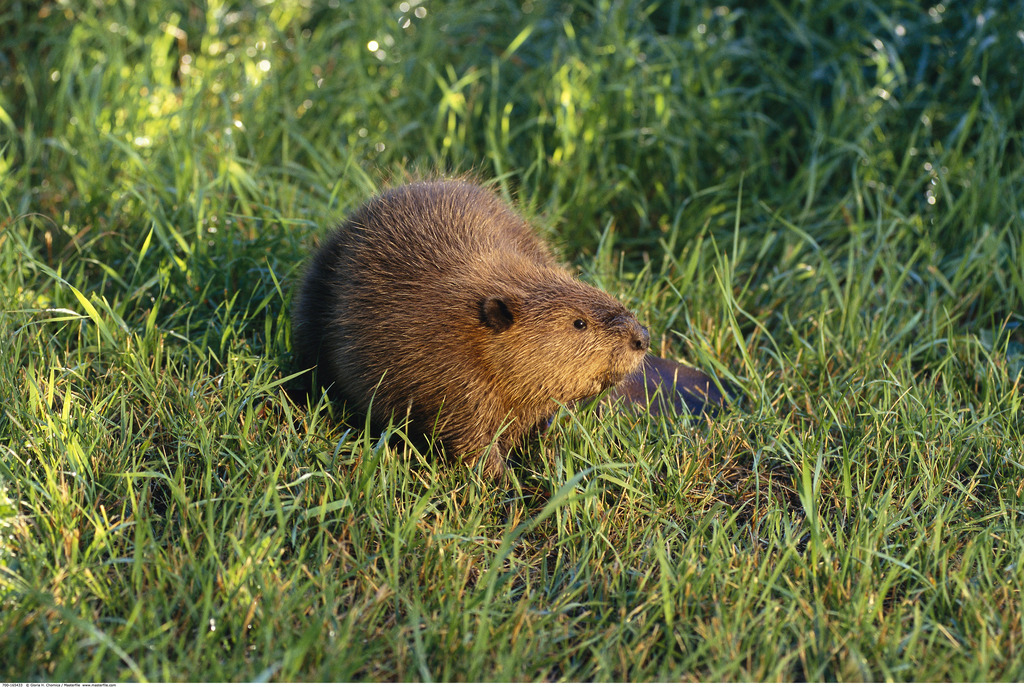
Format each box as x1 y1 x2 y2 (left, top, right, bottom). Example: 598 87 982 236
634 324 650 352
611 312 649 353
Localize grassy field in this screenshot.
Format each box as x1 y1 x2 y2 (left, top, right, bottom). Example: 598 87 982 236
2 0 1023 681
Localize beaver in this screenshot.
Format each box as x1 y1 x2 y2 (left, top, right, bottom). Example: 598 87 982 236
292 179 650 476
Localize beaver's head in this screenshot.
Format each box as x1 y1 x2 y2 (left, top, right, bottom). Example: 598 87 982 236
476 265 649 407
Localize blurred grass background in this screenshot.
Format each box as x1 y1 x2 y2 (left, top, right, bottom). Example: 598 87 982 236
1 0 1023 680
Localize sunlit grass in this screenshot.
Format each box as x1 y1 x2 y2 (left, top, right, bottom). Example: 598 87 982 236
2 0 1023 681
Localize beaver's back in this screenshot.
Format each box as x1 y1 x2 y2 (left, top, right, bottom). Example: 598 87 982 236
334 180 556 279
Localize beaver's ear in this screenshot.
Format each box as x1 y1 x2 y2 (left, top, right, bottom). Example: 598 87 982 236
478 295 521 332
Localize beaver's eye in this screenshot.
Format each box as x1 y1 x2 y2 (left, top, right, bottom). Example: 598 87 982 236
572 318 587 330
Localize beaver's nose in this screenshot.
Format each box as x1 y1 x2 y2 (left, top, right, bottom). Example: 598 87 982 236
611 311 650 353
633 324 650 352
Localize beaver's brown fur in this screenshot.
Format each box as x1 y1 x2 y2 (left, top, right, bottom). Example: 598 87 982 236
292 180 649 476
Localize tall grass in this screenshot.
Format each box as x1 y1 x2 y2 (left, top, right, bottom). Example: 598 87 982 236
2 0 1022 680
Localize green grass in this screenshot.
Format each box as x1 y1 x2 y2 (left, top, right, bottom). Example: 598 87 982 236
2 0 1023 680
